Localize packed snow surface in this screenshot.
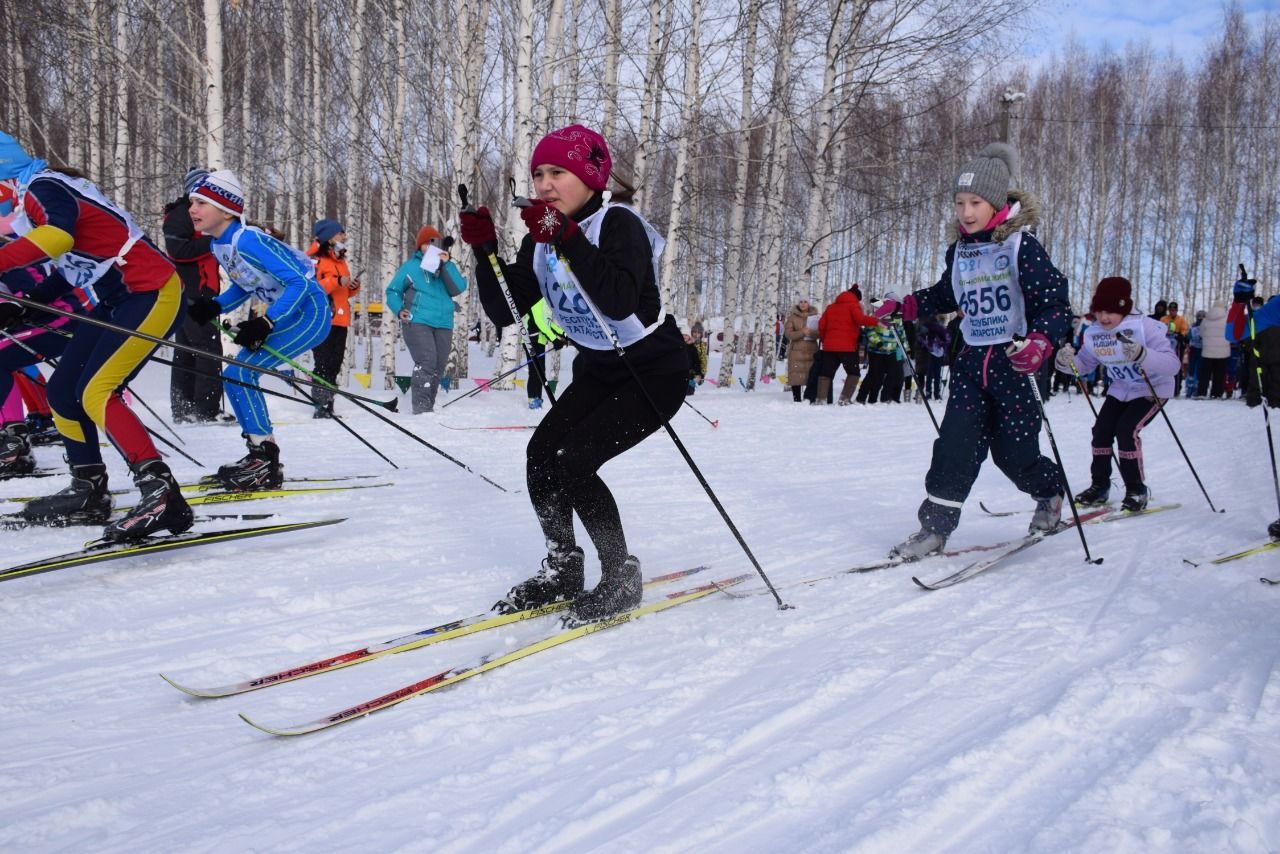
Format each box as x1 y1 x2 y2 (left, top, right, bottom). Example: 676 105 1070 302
2 350 1278 852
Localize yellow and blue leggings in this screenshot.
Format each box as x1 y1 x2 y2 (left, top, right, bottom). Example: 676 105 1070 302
47 275 183 467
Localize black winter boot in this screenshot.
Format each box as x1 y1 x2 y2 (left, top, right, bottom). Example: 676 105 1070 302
1073 482 1110 507
494 546 586 614
0 426 36 478
1120 486 1149 513
102 460 194 541
568 555 643 623
215 436 283 491
24 413 60 445
1269 518 1280 541
22 463 112 525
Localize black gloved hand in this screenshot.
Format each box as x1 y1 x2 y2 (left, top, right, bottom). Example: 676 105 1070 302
233 315 274 350
187 294 223 327
0 299 27 330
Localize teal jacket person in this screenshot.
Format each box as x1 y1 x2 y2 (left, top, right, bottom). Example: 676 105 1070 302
385 242 466 329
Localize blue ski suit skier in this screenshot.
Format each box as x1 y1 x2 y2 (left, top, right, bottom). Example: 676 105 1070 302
888 143 1071 560
182 170 331 491
458 124 688 623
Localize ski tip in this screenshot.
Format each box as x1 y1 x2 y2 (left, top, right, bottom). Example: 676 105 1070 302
238 712 296 736
159 672 209 697
910 576 932 590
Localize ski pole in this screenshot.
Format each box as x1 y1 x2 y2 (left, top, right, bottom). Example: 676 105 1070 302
0 291 399 410
524 211 787 609
682 397 719 428
280 377 399 470
1115 329 1222 513
440 351 552 410
203 323 399 469
1023 370 1102 564
887 322 939 433
458 183 558 407
1068 361 1122 473
18 320 192 447
210 321 506 491
1133 366 1221 513
0 327 204 467
1247 313 1280 519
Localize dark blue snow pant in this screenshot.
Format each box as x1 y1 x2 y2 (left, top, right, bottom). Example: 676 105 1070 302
918 343 1063 536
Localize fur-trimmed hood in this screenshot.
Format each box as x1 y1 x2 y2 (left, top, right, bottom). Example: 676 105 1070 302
946 189 1042 244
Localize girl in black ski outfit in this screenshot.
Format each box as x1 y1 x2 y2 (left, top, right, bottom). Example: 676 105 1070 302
459 125 687 621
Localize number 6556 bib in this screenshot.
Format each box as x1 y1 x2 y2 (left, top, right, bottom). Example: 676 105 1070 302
951 231 1027 346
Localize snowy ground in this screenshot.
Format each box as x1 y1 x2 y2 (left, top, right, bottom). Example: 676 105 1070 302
2 348 1279 853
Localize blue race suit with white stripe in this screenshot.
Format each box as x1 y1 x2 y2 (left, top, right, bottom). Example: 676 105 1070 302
209 221 331 436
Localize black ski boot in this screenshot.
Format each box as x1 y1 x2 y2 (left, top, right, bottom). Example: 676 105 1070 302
1073 482 1110 507
102 460 194 541
215 436 283 491
1120 486 1149 513
568 555 643 623
1269 518 1280 541
22 463 112 525
494 546 585 614
24 413 60 445
0 426 36 478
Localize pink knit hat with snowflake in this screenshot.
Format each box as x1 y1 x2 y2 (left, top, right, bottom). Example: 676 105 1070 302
530 125 612 192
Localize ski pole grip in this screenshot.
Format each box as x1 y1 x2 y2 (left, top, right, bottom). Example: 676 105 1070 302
508 176 533 209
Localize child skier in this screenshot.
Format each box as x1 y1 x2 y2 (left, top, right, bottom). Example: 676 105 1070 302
183 170 332 489
458 124 687 621
1058 277 1180 511
0 131 192 539
886 142 1072 560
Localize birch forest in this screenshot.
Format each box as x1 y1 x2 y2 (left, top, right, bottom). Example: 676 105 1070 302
3 0 1277 387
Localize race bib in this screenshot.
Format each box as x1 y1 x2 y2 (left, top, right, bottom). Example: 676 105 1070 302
1082 315 1147 384
951 231 1027 346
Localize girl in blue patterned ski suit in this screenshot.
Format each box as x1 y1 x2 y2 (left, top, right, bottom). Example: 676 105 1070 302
888 143 1071 560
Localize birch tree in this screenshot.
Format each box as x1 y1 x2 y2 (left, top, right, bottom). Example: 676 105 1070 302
491 0 538 389
202 0 224 169
659 0 702 311
715 0 762 388
378 0 410 390
633 2 670 196
748 0 797 387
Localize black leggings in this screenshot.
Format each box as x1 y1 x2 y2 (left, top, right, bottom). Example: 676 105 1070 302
856 352 902 403
310 324 348 408
1089 395 1162 490
526 370 686 568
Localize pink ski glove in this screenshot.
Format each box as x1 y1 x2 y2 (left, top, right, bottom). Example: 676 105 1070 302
900 293 918 322
872 299 898 320
1005 332 1052 374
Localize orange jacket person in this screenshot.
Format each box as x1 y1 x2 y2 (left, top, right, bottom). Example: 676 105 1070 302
306 218 360 417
